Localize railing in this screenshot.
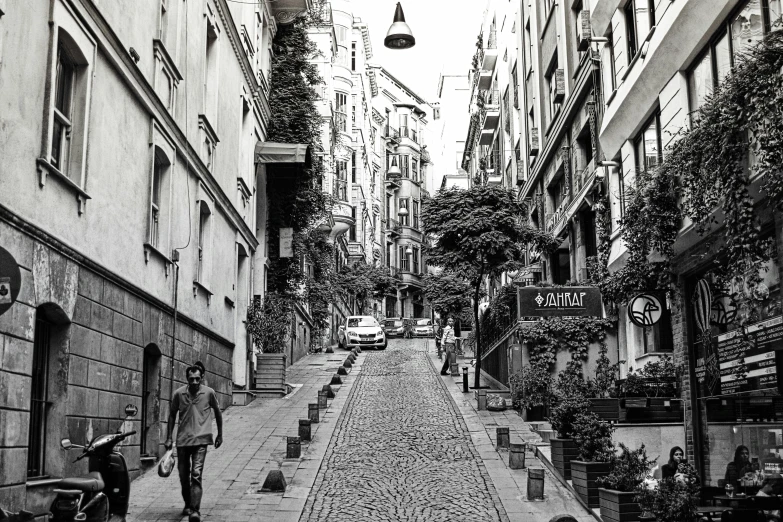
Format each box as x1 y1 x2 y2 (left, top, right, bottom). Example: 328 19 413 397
333 179 348 202
481 89 501 108
309 1 333 26
545 196 570 232
385 217 401 234
334 111 347 132
388 266 401 280
383 125 400 140
485 26 497 50
617 377 680 398
400 126 418 143
481 323 518 387
484 148 502 171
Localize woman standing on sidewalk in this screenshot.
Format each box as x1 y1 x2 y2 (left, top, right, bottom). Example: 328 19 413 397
440 317 456 375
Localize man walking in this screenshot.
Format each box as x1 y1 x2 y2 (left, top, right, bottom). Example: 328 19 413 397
440 317 456 375
165 363 223 522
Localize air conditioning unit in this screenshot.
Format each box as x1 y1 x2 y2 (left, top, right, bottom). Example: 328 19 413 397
530 127 540 156
577 10 591 52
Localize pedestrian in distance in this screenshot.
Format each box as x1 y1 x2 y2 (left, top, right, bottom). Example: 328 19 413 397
165 362 223 522
440 317 456 375
433 319 442 360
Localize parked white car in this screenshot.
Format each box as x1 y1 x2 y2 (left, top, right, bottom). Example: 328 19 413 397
340 315 387 350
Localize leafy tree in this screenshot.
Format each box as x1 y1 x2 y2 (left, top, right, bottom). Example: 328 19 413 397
422 185 558 388
423 270 474 322
246 293 293 353
336 262 397 314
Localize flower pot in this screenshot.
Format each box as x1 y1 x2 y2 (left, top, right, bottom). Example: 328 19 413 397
550 438 578 481
589 398 620 422
572 460 611 507
599 488 642 522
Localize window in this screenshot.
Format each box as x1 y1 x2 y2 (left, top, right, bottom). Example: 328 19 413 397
524 20 533 75
204 10 219 120
543 0 555 19
351 42 356 70
150 147 170 250
349 206 356 241
625 0 654 60
400 113 409 138
617 161 627 222
51 42 76 175
351 151 356 183
634 112 661 172
335 92 347 132
399 245 410 272
687 0 781 115
511 64 519 109
412 200 419 229
351 95 356 125
412 246 420 274
412 157 419 182
399 198 409 226
400 155 410 178
545 57 562 125
28 315 51 478
197 200 212 284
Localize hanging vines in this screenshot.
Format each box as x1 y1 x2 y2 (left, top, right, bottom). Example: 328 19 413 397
519 316 613 369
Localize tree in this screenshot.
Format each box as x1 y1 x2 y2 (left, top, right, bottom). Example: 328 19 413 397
423 270 474 323
336 262 397 314
422 185 558 388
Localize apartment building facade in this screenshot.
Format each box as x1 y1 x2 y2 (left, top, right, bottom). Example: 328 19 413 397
0 0 297 514
373 68 434 319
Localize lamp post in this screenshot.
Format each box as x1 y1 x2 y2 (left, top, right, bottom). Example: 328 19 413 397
384 3 415 50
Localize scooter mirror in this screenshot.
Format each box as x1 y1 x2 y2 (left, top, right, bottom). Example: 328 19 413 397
60 438 72 450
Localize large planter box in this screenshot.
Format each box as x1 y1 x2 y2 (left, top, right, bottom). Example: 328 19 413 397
525 405 547 421
599 488 642 522
550 438 578 481
589 398 620 422
254 353 287 397
620 398 683 423
572 460 611 508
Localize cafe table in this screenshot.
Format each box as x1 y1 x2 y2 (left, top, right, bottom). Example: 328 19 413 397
713 494 752 507
695 505 732 516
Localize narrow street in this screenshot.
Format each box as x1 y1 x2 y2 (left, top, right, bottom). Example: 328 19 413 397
301 338 507 522
126 337 593 522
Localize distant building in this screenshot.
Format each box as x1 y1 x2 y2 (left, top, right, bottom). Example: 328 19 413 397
433 73 472 191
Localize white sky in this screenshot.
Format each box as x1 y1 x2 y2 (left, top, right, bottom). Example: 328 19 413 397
354 0 487 100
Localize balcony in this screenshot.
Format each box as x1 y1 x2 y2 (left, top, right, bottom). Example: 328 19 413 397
479 129 495 146
309 2 332 26
400 271 423 287
486 171 503 185
330 201 354 238
481 90 500 132
478 70 493 91
481 27 498 71
383 125 400 143
385 174 401 190
546 196 571 235
347 242 365 259
399 126 419 145
269 0 314 21
385 218 401 237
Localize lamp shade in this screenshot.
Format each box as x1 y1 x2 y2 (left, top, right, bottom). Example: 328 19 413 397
387 156 401 178
397 206 409 217
384 3 415 50
405 245 414 255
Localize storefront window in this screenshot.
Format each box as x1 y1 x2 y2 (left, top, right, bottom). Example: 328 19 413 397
691 242 782 486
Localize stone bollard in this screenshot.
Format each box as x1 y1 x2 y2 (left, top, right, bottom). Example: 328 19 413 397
354 346 361 353
318 390 328 409
477 388 487 410
330 374 343 385
337 366 348 375
351 348 359 356
299 419 311 442
548 516 578 522
322 384 335 398
308 403 320 423
346 354 356 363
259 470 287 492
509 443 526 469
527 468 545 500
325 345 334 354
496 427 510 450
343 360 353 369
286 436 301 459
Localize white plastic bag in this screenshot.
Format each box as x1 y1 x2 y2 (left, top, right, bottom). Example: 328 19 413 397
157 449 175 478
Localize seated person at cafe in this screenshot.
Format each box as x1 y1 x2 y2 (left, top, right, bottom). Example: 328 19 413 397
662 446 687 480
756 474 783 519
726 445 757 487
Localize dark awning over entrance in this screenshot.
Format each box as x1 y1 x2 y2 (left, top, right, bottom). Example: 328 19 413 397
254 142 311 167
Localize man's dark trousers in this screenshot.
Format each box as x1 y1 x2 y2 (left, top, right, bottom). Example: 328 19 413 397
177 445 207 513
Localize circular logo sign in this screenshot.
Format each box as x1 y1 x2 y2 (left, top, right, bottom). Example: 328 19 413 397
0 246 22 318
124 404 139 417
629 293 664 327
711 293 738 326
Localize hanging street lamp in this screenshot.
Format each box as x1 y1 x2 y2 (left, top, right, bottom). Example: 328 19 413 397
405 245 414 255
384 3 415 50
387 155 402 179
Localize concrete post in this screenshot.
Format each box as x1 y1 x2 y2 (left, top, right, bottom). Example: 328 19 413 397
527 468 545 500
496 427 510 449
286 437 301 459
509 443 526 469
318 390 328 409
477 388 487 410
308 403 320 423
299 419 311 441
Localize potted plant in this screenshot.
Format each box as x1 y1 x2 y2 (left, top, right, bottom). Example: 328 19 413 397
548 365 591 480
509 360 553 421
634 464 701 522
247 292 293 397
619 356 683 423
587 344 621 422
570 411 615 508
597 443 654 522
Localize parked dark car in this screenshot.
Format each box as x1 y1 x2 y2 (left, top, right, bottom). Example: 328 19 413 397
384 318 405 337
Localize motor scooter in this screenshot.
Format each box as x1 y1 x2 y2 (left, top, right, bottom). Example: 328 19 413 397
49 426 136 521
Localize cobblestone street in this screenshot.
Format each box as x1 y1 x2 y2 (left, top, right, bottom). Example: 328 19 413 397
301 338 508 522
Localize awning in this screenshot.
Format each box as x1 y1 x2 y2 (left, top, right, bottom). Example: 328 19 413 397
254 142 311 166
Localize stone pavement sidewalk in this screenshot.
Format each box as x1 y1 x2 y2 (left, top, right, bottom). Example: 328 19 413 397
431 341 598 522
126 347 362 522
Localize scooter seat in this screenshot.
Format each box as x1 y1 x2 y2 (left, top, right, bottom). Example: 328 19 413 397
58 472 104 492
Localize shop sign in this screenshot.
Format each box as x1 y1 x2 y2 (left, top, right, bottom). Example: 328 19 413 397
517 286 602 317
0 246 21 318
717 315 783 395
279 227 293 258
628 292 666 327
